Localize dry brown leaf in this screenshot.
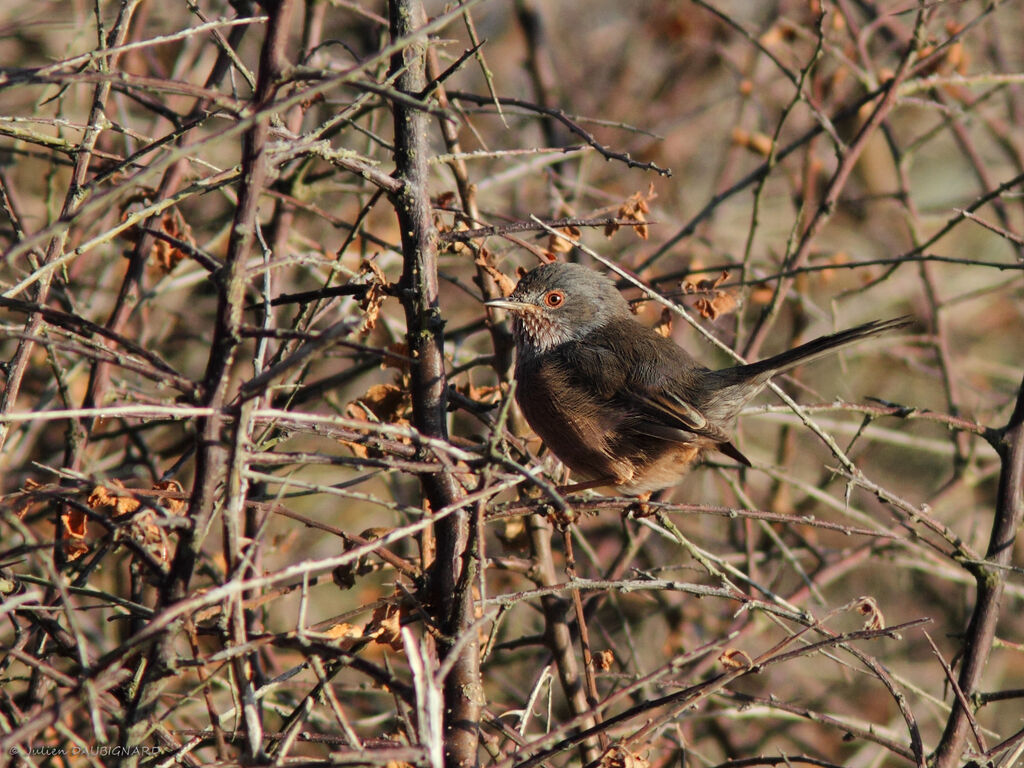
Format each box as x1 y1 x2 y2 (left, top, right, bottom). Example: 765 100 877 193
547 224 580 254
349 383 410 424
88 484 140 516
343 379 412 458
87 485 113 509
682 270 729 294
445 217 470 254
683 270 737 320
62 509 87 540
694 291 737 320
134 518 170 564
61 503 89 561
383 341 410 372
855 596 885 631
86 482 188 566
607 185 654 240
719 647 753 670
475 251 518 298
150 210 195 273
322 622 362 641
653 307 673 338
598 745 650 768
355 258 389 333
13 478 42 518
365 602 404 651
119 206 194 272
594 649 615 671
64 538 90 562
153 480 185 515
456 381 502 406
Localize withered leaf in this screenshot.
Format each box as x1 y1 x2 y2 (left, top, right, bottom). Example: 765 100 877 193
150 210 195 273
855 596 885 631
365 602 404 651
88 484 141 517
475 251 517 298
683 270 737 320
653 307 673 338
153 480 186 515
547 225 580 254
598 745 650 768
682 269 729 294
607 184 655 240
694 291 737 320
347 383 410 424
594 649 615 671
354 258 389 333
719 647 754 670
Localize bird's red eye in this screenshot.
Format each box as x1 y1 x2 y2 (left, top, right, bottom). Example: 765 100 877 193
543 290 565 308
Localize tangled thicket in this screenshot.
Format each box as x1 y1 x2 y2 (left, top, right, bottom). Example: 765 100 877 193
1 1 1023 767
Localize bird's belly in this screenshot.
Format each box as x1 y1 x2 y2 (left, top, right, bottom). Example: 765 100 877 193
616 444 701 494
515 365 631 484
515 360 704 493
517 392 626 484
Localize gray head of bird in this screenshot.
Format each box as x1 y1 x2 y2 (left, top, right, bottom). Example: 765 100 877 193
485 262 633 356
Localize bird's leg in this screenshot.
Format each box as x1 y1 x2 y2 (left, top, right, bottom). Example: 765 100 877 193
624 491 654 519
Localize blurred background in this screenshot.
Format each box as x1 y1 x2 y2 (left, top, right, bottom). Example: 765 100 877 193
1 1 1023 765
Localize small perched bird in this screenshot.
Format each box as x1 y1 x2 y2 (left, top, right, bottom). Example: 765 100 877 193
486 262 909 495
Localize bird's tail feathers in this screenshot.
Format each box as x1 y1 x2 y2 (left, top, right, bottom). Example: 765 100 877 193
737 316 911 381
699 316 911 423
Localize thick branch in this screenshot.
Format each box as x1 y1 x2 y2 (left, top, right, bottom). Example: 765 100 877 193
121 2 295 763
933 372 1024 768
389 1 479 765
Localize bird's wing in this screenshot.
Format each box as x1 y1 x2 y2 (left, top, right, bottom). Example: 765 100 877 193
558 333 709 431
616 330 753 466
630 386 711 432
566 322 753 466
627 389 752 466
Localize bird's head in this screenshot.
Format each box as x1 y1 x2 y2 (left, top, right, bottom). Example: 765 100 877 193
485 262 633 356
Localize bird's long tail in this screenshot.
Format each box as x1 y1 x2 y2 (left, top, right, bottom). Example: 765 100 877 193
738 316 912 380
701 316 911 421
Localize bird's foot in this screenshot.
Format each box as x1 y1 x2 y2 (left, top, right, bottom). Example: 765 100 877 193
624 491 653 519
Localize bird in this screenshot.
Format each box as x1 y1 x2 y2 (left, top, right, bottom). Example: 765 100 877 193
485 261 909 495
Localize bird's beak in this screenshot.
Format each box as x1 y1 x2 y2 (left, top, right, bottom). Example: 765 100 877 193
484 298 530 314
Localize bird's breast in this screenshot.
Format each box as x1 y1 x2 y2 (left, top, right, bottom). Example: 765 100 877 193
515 355 633 484
514 350 711 495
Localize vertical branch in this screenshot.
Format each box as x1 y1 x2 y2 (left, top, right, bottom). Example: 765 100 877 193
388 1 479 765
933 373 1024 768
527 515 601 764
175 0 293 609
75 0 258 456
121 1 295 760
